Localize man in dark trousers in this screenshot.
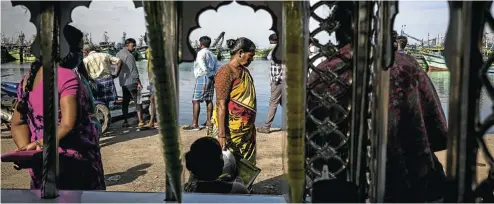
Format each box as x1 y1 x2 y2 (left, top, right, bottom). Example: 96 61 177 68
257 34 282 134
116 38 144 128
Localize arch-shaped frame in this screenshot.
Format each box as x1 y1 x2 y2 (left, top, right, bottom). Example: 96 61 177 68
179 1 283 64
11 0 144 58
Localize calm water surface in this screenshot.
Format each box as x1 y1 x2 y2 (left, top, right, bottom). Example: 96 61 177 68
1 60 283 128
3 61 494 131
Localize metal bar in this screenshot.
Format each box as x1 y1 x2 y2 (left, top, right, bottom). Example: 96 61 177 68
349 3 373 200
282 1 309 203
40 1 59 199
177 1 183 62
378 1 398 70
444 1 486 202
143 1 182 202
368 1 397 202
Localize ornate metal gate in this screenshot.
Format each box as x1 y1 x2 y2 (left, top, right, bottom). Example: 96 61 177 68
305 1 396 202
444 1 494 202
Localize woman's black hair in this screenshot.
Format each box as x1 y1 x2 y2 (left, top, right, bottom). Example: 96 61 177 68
64 25 83 52
16 57 43 116
60 25 95 84
17 25 88 116
226 37 256 56
185 137 224 180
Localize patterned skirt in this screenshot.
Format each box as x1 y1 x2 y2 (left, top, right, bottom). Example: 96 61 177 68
94 75 118 104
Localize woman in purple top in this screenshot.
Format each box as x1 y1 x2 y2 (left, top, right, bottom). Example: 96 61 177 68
10 56 106 190
10 24 105 190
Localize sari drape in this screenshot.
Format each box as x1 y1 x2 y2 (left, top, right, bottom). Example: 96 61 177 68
211 69 257 165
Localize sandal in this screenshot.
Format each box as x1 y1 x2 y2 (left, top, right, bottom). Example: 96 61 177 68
183 125 201 131
256 126 271 134
138 122 145 128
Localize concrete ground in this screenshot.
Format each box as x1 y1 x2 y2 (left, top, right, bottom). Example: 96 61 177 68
1 121 492 195
1 121 285 194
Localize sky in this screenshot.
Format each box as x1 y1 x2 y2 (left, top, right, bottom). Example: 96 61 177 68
1 0 491 48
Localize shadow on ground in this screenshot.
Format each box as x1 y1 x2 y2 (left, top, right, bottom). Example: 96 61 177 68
99 118 159 147
104 163 152 187
100 127 158 148
252 175 284 195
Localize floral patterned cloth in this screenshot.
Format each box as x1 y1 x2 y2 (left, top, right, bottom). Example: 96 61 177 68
307 44 447 202
17 66 105 190
212 64 257 165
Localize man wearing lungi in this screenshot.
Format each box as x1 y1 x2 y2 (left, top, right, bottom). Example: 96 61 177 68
83 44 121 108
116 38 144 128
183 36 220 131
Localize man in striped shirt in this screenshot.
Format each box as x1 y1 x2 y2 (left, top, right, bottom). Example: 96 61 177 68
257 34 283 134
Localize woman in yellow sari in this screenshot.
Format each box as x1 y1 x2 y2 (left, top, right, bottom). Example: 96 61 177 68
210 37 257 165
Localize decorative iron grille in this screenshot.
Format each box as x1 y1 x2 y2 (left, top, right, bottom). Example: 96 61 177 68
443 1 494 202
305 1 396 202
364 0 378 201
306 0 352 195
470 3 494 202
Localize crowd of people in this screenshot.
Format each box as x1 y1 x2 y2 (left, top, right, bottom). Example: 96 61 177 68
7 1 449 200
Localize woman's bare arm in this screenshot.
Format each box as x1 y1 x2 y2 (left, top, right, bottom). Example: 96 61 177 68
37 95 78 146
11 108 31 149
217 99 228 138
56 95 78 140
214 65 233 149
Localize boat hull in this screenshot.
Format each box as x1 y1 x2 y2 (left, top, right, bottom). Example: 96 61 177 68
422 53 448 72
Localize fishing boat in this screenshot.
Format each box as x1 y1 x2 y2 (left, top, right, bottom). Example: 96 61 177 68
422 52 448 72
421 47 494 73
419 46 446 72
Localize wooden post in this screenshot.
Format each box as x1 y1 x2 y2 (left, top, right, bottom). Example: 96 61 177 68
444 1 487 202
282 1 308 203
143 1 182 202
40 1 59 199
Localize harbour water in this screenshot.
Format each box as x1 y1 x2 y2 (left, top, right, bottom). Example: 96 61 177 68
1 60 283 128
2 61 494 132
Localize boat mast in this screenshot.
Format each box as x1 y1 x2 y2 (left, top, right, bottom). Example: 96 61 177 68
104 31 109 45
122 32 126 44
139 35 143 47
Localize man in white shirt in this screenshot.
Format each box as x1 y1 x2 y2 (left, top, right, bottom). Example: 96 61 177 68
83 44 122 107
183 36 220 131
